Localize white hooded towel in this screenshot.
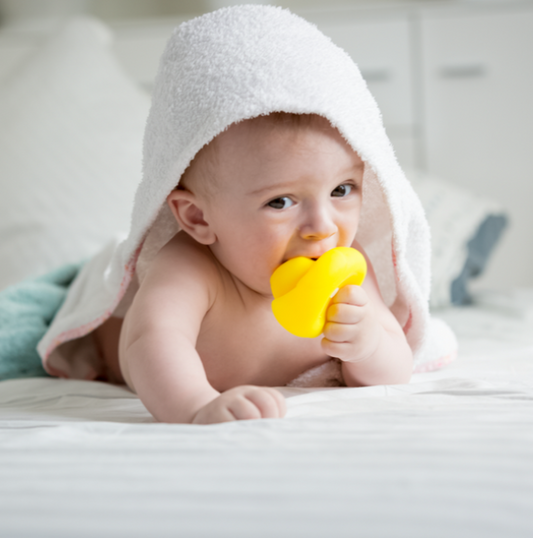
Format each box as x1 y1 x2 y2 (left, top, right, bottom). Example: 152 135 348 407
38 5 457 381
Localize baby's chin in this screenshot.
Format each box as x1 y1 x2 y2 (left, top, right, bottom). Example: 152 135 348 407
250 283 275 299
232 271 274 298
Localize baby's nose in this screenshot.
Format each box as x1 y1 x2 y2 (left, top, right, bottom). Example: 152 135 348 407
299 205 337 240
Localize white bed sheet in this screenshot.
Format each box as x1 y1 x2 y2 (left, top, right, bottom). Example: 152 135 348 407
2 297 533 537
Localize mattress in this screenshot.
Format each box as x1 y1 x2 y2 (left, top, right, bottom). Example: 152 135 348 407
2 295 533 537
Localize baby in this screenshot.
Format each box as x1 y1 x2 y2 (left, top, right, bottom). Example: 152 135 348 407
41 6 455 423
94 112 413 424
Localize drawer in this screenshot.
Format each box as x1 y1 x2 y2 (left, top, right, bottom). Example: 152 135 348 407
421 7 533 287
317 16 415 129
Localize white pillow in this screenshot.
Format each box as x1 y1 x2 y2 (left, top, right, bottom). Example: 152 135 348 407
407 171 507 309
0 17 150 290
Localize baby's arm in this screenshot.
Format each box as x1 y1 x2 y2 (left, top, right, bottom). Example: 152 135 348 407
120 237 285 424
321 248 413 386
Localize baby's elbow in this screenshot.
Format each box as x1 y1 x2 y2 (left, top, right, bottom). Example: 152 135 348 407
385 332 413 384
393 346 414 384
374 361 412 386
392 365 412 385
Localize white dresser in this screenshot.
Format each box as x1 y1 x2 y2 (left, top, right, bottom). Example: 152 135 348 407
303 1 533 289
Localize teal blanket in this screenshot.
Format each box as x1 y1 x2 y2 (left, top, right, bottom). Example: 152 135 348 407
0 264 80 381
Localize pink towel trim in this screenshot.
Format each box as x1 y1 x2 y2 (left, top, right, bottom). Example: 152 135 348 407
402 309 413 335
42 244 143 364
45 364 69 378
413 350 457 373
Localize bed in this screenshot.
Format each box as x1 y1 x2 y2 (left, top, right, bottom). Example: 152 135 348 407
3 299 533 537
1 14 532 538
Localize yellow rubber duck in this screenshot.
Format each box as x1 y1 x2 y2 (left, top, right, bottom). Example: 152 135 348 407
270 246 367 338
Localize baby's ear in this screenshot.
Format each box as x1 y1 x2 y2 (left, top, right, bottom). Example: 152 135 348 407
167 189 216 245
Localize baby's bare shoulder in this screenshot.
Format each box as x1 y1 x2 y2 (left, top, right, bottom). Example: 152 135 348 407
138 233 220 311
150 233 218 278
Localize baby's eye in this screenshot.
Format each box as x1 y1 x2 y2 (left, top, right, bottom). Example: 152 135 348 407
331 184 353 197
267 196 294 209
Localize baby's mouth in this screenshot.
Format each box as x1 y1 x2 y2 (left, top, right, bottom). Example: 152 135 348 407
281 255 318 265
281 254 323 264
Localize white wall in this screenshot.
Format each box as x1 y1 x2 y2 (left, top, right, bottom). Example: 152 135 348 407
0 0 454 24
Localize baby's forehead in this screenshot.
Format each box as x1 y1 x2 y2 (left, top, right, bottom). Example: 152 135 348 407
214 113 357 159
193 113 330 175
182 113 362 194
223 113 333 140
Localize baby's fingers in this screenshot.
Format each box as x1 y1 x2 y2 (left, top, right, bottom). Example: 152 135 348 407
193 386 286 424
323 320 354 342
322 321 359 361
331 285 368 307
326 302 364 324
243 387 286 419
226 386 286 420
227 393 263 420
321 337 351 361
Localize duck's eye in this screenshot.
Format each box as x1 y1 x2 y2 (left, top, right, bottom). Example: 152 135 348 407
331 184 352 197
267 196 293 209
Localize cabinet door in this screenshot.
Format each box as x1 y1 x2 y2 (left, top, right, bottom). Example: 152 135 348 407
421 7 533 288
316 16 418 170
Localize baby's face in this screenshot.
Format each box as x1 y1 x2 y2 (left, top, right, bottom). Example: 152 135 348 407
197 117 364 296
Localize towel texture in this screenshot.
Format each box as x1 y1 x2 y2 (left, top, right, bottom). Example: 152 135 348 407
38 5 457 380
0 264 79 381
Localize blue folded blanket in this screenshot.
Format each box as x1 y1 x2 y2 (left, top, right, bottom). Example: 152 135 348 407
0 264 80 381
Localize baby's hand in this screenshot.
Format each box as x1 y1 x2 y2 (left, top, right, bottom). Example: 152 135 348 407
321 285 382 363
192 385 286 425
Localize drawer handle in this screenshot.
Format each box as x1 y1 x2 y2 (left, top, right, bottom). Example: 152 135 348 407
360 68 391 82
440 64 487 79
